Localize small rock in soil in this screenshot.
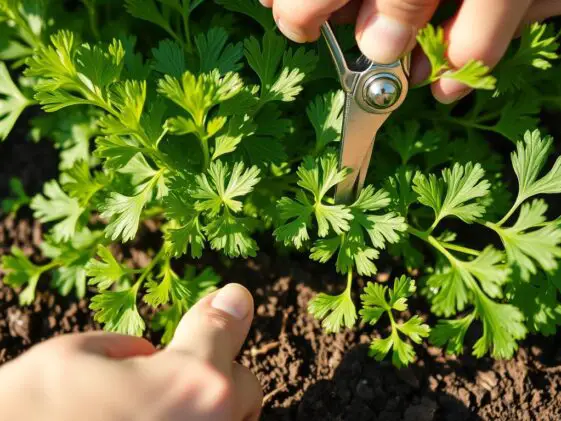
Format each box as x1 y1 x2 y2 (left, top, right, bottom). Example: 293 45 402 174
476 370 498 390
7 308 30 343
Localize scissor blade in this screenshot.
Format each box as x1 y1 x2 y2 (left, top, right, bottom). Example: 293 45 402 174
335 95 390 203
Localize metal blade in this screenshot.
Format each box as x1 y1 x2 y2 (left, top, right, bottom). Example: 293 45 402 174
334 94 390 203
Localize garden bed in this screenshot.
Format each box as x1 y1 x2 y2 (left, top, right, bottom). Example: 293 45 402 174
1 138 561 421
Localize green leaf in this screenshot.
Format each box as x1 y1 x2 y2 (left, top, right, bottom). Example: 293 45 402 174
360 277 429 367
31 180 85 242
63 160 109 205
0 247 44 305
510 271 561 336
383 121 443 164
85 245 127 291
495 22 559 95
414 162 490 226
151 39 185 78
163 189 206 258
472 293 526 359
144 259 190 308
308 288 357 333
274 192 313 249
430 312 475 355
159 70 243 126
415 24 448 82
426 265 471 317
194 160 261 216
444 59 496 90
95 135 143 170
100 172 164 241
204 212 258 258
90 287 145 336
511 129 561 203
215 0 275 30
306 90 344 152
0 61 31 141
76 40 125 89
415 23 495 90
125 0 174 35
1 177 30 214
195 27 243 74
492 200 561 280
245 31 317 103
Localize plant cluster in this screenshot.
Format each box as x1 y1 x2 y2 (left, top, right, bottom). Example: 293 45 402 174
1 0 561 366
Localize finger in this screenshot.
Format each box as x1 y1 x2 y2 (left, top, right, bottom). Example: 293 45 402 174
523 0 561 23
259 0 274 7
167 284 254 374
232 363 263 421
409 45 431 86
356 0 440 64
55 332 157 359
272 0 351 43
331 0 361 24
432 0 532 103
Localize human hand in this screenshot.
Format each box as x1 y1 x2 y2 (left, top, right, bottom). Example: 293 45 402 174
261 0 561 103
0 284 262 421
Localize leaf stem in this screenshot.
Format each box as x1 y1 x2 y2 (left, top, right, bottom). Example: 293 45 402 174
133 248 166 293
496 196 522 226
439 241 480 257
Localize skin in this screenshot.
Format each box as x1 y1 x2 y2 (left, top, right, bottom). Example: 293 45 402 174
260 0 561 103
0 284 262 421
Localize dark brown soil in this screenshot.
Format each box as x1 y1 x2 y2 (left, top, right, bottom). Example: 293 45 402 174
1 212 561 421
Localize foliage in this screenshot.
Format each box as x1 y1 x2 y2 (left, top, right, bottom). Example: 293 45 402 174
1 0 561 367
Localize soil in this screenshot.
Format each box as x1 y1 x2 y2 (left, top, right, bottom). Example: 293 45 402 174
2 133 561 421
1 212 561 421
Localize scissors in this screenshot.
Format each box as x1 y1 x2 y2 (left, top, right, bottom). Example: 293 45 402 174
321 22 410 204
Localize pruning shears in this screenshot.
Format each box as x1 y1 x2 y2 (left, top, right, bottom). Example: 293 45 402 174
321 22 410 204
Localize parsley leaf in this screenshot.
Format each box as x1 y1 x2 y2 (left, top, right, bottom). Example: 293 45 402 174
90 287 145 336
414 162 490 227
360 276 430 367
308 271 357 333
0 61 31 140
85 245 128 291
31 180 85 242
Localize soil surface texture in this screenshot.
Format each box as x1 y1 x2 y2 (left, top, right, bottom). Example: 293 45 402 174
1 210 561 421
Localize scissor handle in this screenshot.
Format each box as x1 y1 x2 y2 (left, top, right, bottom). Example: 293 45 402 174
321 22 410 114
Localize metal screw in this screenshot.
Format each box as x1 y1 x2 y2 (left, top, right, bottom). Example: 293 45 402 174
363 76 401 109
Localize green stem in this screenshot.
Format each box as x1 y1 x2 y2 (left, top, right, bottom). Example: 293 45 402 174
201 137 210 171
132 248 166 292
497 197 522 226
345 269 353 293
181 3 193 52
439 241 480 257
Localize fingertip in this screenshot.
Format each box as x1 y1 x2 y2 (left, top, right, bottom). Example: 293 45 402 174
431 78 472 104
259 0 273 8
211 283 254 322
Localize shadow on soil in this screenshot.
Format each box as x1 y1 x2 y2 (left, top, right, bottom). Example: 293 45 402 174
261 342 485 421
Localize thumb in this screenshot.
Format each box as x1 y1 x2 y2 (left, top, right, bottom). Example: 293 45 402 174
166 283 254 374
356 0 440 64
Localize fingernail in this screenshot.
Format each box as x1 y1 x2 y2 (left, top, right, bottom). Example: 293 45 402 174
435 78 471 104
211 284 251 320
357 14 415 64
276 18 307 43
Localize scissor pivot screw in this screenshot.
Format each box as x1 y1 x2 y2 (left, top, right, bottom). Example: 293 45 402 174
363 75 402 110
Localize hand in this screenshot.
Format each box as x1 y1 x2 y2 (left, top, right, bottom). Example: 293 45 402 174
262 0 561 103
0 284 262 421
